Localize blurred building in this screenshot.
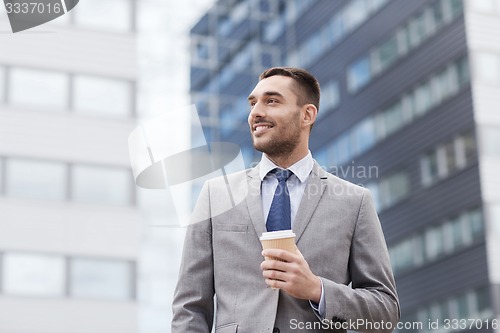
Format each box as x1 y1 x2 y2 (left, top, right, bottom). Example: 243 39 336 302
0 2 139 332
189 0 500 331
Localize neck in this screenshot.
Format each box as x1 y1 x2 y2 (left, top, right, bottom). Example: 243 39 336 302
265 146 309 169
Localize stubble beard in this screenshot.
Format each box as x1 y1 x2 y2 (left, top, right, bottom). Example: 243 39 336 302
252 118 301 159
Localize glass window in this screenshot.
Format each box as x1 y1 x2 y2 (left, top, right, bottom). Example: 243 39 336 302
285 0 297 23
413 82 433 116
475 286 491 315
218 16 232 37
421 152 438 186
480 127 500 157
70 258 133 300
9 68 68 110
442 221 454 253
446 63 460 96
335 133 351 165
374 112 387 141
429 302 445 321
436 145 448 178
260 50 274 69
377 35 399 72
379 172 409 209
398 239 414 271
475 53 500 83
73 76 132 117
456 293 469 318
383 102 404 136
6 158 67 201
2 253 65 297
408 12 427 48
388 172 410 206
460 214 474 246
320 81 340 114
430 0 445 28
443 141 456 175
396 28 410 57
413 235 425 266
469 209 484 240
430 74 445 106
353 118 375 153
458 57 470 85
401 95 414 125
439 300 451 321
425 226 444 260
448 0 464 18
0 66 5 103
451 216 465 249
348 57 371 93
368 0 389 12
194 40 211 62
305 32 324 65
73 0 133 32
71 165 132 206
220 107 238 137
344 0 369 30
454 136 467 168
329 15 345 45
264 17 285 42
463 131 476 163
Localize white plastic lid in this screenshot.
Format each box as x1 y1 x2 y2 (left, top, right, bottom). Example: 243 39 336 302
259 230 296 241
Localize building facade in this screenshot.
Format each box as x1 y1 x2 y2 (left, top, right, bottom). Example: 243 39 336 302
0 1 139 332
189 0 500 331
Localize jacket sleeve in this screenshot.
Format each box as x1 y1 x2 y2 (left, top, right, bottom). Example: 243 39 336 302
321 188 401 333
171 182 214 333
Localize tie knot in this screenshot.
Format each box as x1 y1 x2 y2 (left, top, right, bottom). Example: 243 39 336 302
270 168 293 183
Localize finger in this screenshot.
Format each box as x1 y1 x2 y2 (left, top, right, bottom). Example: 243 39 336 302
262 249 299 262
265 278 286 289
263 268 288 282
261 259 288 271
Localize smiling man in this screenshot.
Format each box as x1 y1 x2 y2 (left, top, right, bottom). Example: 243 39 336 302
172 67 400 333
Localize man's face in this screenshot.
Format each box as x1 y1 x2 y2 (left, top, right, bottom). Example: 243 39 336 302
247 75 303 157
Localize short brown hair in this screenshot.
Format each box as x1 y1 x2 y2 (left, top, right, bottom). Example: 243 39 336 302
259 67 320 113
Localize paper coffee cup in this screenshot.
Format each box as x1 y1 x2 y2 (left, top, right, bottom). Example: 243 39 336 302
260 230 296 261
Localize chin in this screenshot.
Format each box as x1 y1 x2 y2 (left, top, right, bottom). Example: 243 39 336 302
251 138 269 153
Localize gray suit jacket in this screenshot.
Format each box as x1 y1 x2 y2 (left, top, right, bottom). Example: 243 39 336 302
172 162 400 333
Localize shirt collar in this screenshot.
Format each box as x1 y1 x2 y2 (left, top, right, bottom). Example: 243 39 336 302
259 151 314 183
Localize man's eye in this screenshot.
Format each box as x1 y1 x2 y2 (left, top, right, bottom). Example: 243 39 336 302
268 99 277 104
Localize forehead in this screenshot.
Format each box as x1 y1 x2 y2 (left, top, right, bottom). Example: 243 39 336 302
249 75 297 99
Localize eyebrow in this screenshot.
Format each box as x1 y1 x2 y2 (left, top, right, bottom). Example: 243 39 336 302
247 91 284 101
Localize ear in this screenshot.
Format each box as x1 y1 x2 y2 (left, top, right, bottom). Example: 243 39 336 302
302 104 318 129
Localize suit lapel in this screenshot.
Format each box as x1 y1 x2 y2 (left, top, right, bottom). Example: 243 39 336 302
293 161 328 243
245 161 329 241
246 165 267 238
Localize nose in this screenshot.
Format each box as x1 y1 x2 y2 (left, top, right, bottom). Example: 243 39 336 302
248 101 266 123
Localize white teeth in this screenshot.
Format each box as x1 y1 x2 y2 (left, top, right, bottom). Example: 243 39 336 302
255 125 271 133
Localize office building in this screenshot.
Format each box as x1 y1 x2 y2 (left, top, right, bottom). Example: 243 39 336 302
189 0 500 331
0 2 139 332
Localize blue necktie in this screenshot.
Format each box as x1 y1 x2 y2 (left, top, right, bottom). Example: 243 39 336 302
266 168 293 232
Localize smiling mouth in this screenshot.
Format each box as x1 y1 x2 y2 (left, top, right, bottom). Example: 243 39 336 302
254 125 273 133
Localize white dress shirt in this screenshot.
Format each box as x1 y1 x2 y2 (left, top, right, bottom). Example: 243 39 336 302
258 151 326 318
259 151 314 225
